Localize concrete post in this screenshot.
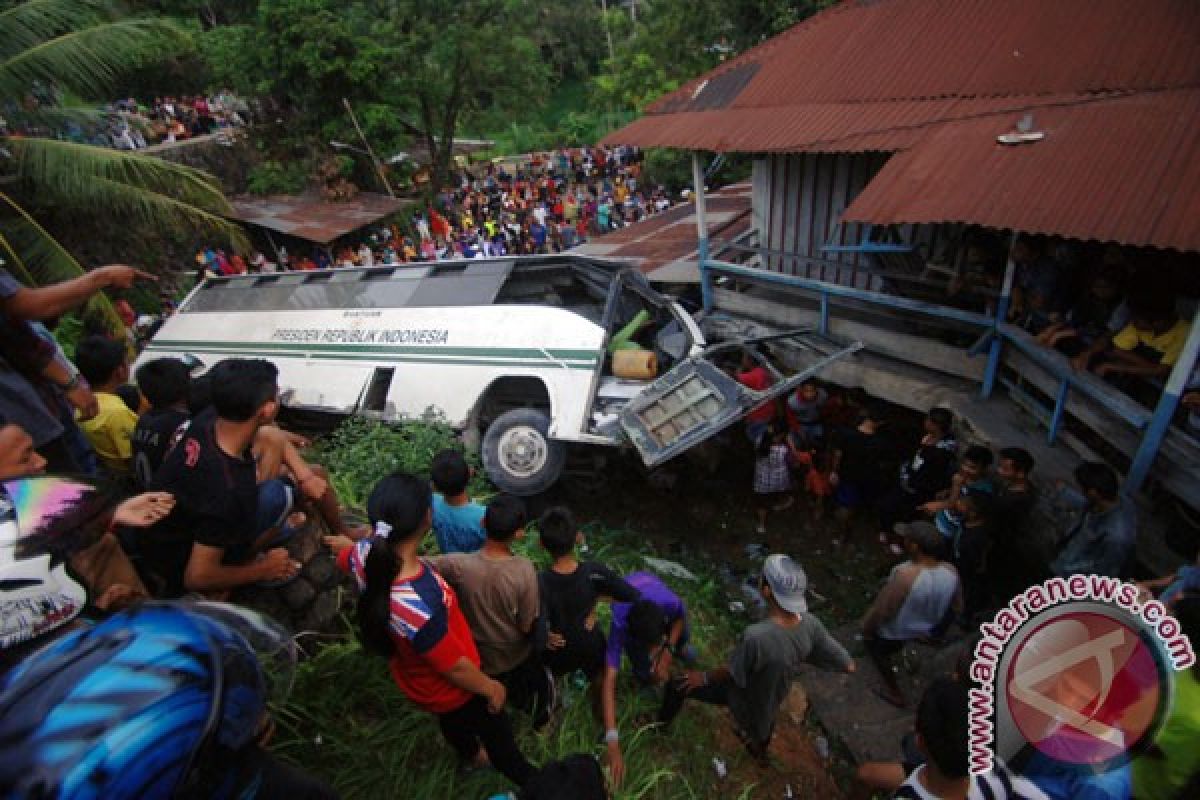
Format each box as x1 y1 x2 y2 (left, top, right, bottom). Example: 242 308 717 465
1125 306 1200 495
982 232 1018 398
693 152 713 312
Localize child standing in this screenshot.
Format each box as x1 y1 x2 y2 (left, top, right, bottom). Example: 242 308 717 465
434 495 554 729
342 472 534 787
753 422 793 534
74 336 138 479
538 507 639 783
430 449 486 554
786 379 828 448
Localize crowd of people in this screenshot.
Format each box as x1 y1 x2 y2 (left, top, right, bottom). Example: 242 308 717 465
194 146 676 277
2 87 250 150
734 359 1199 799
2 259 1198 800
944 234 1198 414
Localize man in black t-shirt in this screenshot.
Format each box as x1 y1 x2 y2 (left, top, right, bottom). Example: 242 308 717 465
138 359 297 597
878 408 958 548
991 447 1041 600
830 402 891 522
131 358 192 490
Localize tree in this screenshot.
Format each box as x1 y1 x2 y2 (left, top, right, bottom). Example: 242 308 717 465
0 0 242 298
594 0 836 111
361 0 550 192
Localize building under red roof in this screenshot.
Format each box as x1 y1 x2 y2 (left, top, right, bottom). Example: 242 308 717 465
603 0 1200 252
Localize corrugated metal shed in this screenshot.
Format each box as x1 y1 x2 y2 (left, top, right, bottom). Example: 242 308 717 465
842 89 1200 251
228 192 408 244
602 0 1200 153
626 0 1199 129
601 0 1200 251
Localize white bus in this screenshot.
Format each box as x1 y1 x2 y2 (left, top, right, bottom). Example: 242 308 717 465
138 256 859 494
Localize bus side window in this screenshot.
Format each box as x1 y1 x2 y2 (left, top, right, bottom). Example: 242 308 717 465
362 368 395 412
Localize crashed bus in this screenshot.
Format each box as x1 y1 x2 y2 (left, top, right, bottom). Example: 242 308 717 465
137 256 860 494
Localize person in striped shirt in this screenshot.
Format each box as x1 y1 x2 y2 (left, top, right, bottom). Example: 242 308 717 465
337 471 535 788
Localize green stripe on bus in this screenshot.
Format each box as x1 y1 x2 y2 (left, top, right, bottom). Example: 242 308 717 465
143 346 597 370
150 339 599 362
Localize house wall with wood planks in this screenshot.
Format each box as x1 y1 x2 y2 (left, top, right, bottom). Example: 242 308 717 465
751 152 958 292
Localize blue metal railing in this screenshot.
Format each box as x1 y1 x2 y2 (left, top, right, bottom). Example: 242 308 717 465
699 251 1192 495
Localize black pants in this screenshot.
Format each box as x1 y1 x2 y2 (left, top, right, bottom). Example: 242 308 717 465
436 695 534 787
496 654 553 729
658 675 731 725
658 676 770 759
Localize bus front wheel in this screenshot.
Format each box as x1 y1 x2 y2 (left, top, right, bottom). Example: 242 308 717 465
482 408 566 496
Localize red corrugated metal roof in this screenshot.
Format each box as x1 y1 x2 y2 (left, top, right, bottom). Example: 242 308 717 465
605 93 1133 153
228 192 408 244
841 89 1200 251
602 0 1200 152
600 0 1200 251
573 185 753 280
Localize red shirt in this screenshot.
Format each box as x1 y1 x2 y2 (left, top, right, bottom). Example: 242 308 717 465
737 366 776 424
339 543 476 713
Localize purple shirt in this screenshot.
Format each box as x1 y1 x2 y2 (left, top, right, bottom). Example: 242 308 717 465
605 571 685 670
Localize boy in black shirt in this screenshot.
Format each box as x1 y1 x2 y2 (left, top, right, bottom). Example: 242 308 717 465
139 359 297 597
539 507 639 680
878 408 958 551
131 357 191 490
538 507 638 780
829 402 890 538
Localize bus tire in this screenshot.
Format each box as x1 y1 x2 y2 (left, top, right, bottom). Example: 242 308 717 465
482 408 566 496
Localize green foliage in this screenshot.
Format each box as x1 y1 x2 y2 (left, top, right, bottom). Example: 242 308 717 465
0 0 242 307
311 416 489 511
640 148 753 195
593 0 836 112
245 159 309 195
50 313 84 360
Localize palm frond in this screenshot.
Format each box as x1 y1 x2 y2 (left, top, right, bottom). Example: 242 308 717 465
0 17 188 100
0 189 122 330
1 106 128 135
0 230 36 285
0 0 110 61
0 187 85 283
77 175 250 250
7 137 232 214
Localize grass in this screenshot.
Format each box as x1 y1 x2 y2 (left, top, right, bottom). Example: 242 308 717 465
272 527 756 798
271 418 776 798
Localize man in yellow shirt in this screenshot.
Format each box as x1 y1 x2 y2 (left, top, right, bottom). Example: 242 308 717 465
74 335 138 477
1077 292 1189 381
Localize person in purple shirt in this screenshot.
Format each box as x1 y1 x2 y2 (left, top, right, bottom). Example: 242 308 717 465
598 571 692 786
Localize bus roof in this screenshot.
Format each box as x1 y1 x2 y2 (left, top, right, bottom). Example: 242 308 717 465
181 255 625 314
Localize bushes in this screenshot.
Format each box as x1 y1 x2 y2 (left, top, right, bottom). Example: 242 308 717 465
312 415 488 510
246 159 309 195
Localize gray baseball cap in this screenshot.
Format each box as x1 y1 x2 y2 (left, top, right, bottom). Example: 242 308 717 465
762 554 808 614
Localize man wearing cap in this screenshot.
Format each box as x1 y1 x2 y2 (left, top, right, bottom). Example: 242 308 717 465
657 554 855 765
863 521 962 708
